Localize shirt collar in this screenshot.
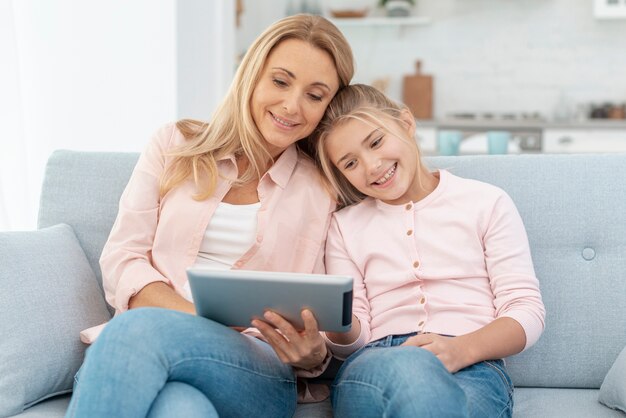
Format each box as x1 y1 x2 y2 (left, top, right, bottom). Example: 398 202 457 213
216 145 298 189
265 144 298 189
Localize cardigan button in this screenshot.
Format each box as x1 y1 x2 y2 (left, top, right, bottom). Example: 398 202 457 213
582 247 595 260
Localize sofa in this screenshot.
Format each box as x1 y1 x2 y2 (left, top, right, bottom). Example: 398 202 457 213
1 150 625 418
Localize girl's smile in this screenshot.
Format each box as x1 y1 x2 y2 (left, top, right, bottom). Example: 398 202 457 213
325 110 438 205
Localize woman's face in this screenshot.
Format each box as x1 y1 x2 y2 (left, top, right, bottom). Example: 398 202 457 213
251 39 340 158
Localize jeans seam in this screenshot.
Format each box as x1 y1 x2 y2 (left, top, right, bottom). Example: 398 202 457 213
169 357 296 384
483 361 514 395
333 379 390 412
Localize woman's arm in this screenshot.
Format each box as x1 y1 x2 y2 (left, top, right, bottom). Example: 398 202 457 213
129 282 195 315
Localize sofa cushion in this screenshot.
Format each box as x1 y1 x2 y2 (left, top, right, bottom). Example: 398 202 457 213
513 388 625 417
599 345 626 413
0 224 111 418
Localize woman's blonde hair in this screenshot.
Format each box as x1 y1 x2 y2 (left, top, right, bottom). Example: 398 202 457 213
161 14 354 200
313 84 426 208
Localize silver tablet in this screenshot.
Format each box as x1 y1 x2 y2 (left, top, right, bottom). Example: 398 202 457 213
187 268 353 332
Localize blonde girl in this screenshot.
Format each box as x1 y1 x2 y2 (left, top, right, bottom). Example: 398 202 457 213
313 84 545 417
66 15 354 418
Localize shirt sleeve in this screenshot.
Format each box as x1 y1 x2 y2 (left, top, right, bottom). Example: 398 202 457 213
322 215 372 359
484 192 546 351
100 124 176 312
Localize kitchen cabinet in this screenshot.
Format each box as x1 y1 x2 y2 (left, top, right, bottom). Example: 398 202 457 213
543 129 626 153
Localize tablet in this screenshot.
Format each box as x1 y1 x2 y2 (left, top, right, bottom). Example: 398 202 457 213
187 268 353 332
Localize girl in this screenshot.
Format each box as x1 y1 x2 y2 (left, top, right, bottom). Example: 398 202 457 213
313 84 545 417
66 15 354 418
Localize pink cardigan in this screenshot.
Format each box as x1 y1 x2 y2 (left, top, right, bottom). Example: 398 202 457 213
324 170 545 358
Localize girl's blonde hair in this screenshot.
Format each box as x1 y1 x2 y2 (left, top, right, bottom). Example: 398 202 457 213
161 14 354 200
312 84 426 208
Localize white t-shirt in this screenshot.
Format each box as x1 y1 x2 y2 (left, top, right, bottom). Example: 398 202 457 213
183 201 261 300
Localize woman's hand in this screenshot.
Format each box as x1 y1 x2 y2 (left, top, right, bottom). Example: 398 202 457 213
401 334 472 373
252 309 328 370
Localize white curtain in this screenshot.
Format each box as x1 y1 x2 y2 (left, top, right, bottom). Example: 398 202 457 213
0 0 33 231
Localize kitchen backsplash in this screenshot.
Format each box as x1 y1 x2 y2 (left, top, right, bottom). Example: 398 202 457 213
237 0 626 120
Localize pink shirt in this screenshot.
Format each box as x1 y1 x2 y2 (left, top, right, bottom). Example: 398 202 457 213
324 170 545 358
100 123 334 313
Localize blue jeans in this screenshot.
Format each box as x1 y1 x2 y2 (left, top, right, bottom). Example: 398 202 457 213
65 308 297 418
332 333 514 418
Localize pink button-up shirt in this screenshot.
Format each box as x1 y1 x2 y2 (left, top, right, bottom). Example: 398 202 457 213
324 170 545 358
100 123 334 314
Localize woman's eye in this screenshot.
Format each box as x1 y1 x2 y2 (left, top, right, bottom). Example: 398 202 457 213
344 160 356 170
308 93 323 102
273 78 288 87
371 137 383 148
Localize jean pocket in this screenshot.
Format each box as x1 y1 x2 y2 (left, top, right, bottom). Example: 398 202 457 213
483 360 514 396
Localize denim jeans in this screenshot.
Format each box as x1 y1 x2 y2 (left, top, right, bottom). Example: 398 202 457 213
65 308 297 418
331 333 514 418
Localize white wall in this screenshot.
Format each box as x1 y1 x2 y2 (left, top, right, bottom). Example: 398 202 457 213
1 0 235 230
238 0 626 119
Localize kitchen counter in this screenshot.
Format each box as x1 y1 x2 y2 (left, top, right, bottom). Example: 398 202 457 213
416 119 626 131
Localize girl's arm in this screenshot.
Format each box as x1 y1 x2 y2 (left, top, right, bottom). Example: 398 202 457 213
322 216 371 357
405 191 544 373
403 317 525 373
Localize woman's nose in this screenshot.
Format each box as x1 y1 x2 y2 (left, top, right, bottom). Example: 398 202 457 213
281 92 300 115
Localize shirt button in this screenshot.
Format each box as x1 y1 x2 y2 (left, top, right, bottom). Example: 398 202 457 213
420 297 426 304
407 229 413 236
413 261 419 268
256 235 263 243
418 321 424 326
405 203 412 210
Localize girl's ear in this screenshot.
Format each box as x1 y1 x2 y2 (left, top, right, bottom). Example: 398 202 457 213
399 109 416 138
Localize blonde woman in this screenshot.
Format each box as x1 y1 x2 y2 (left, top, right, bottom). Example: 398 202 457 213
66 15 353 418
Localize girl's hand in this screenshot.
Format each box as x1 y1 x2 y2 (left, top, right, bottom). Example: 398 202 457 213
252 309 328 370
401 334 472 373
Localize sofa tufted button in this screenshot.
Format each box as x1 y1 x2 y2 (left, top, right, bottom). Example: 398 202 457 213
582 247 596 261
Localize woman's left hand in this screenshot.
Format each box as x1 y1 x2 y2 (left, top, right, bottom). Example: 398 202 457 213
252 309 328 370
401 334 472 373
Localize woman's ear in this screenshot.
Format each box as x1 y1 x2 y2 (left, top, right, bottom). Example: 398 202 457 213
399 109 416 138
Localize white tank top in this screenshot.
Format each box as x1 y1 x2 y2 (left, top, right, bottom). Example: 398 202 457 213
183 201 261 301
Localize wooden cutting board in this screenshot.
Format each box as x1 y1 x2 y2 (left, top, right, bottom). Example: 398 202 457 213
403 61 433 120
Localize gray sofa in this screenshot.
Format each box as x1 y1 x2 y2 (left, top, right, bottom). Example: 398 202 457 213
3 150 626 417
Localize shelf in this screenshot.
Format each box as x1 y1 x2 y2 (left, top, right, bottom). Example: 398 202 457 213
328 16 431 27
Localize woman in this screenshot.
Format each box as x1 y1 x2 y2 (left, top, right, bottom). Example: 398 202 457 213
66 14 354 418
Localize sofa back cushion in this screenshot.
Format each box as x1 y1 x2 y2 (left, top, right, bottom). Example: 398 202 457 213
428 154 626 389
37 150 626 389
38 150 139 293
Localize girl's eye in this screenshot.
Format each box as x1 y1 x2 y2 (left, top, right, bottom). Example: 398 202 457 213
371 136 383 148
308 93 323 102
344 160 356 170
273 78 288 87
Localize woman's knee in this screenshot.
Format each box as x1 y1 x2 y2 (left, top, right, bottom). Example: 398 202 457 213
147 382 218 418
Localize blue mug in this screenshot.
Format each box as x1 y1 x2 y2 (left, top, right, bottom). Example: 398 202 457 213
487 131 511 155
437 130 462 156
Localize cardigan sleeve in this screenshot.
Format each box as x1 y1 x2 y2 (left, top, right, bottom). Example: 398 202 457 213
484 192 546 351
322 215 371 359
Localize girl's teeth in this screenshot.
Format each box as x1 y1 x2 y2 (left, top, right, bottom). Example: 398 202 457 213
375 164 396 185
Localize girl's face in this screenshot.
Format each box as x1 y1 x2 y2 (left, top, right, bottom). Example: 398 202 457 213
251 39 340 158
325 110 425 205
